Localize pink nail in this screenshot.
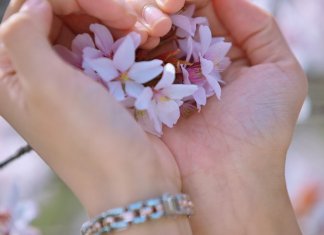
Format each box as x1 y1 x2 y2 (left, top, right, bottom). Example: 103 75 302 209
142 5 165 26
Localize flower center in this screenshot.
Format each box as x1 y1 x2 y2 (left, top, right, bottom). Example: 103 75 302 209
120 72 130 82
159 96 170 102
135 110 146 117
154 92 170 102
187 62 204 83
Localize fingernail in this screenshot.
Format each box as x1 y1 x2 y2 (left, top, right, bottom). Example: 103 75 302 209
20 0 44 12
156 0 168 6
142 5 166 26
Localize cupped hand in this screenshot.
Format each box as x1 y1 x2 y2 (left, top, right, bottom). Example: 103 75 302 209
0 0 307 235
0 3 193 235
160 0 307 234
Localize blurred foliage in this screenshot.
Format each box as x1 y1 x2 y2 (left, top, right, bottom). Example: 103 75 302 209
33 176 85 235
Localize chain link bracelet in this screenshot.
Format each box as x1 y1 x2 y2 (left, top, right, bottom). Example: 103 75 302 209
81 193 194 235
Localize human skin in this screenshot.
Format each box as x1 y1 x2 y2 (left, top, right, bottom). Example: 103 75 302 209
3 0 186 49
0 0 306 235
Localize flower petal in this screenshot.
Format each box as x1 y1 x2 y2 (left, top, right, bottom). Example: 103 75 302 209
54 45 81 68
200 56 214 75
83 67 101 81
82 47 103 70
199 25 212 56
125 81 145 98
178 37 194 62
205 41 232 64
205 73 222 99
156 100 180 128
194 17 208 26
121 97 136 108
147 103 163 135
88 58 119 82
182 4 195 17
128 60 163 83
171 15 195 36
217 57 231 72
135 87 154 110
71 33 95 56
136 110 162 137
128 32 141 49
161 84 198 100
108 81 126 101
193 86 207 109
181 66 190 84
113 35 135 72
83 47 103 60
90 23 114 56
155 63 176 90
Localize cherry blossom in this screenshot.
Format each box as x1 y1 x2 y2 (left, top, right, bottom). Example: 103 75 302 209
135 64 197 135
87 34 164 101
54 5 232 136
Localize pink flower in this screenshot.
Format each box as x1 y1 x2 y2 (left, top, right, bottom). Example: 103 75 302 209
182 65 208 110
171 5 208 38
87 33 164 101
171 5 208 61
0 185 40 235
181 25 231 103
135 64 197 135
197 26 231 72
199 26 231 99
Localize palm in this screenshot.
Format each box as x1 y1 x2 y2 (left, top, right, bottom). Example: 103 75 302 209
155 1 306 234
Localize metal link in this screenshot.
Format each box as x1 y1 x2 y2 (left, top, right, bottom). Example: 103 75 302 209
81 193 194 235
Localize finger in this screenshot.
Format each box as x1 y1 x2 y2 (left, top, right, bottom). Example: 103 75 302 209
77 0 137 29
109 22 149 46
127 0 173 37
212 0 294 65
4 0 137 30
140 36 160 49
2 0 25 21
0 0 70 90
155 0 186 14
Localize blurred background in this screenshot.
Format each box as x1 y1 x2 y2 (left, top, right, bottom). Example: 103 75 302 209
0 0 323 234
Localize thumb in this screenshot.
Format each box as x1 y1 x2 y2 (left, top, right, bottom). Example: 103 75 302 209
212 0 294 65
0 0 69 89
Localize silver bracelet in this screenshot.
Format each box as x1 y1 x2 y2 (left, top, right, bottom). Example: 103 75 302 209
81 193 194 235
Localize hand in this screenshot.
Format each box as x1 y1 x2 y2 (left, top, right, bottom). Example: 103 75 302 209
3 0 186 49
0 1 191 234
0 0 307 235
161 0 307 234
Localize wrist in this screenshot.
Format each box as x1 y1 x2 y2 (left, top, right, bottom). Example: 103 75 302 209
71 146 192 235
187 144 301 235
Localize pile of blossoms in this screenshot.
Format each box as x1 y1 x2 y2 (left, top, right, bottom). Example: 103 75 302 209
55 5 231 136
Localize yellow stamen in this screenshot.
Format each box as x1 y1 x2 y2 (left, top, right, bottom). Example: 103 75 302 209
135 110 146 118
120 72 129 82
159 96 170 102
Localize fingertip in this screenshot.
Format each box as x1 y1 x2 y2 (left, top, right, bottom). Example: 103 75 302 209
142 6 172 37
19 0 53 35
155 0 185 14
